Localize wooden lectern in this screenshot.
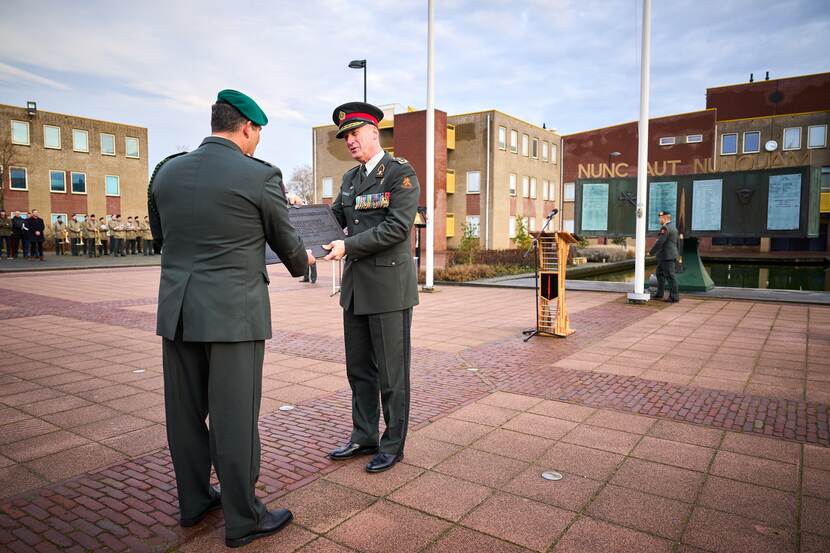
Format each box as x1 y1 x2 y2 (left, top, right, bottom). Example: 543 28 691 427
524 231 578 340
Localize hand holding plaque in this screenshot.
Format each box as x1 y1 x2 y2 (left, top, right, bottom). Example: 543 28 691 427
266 204 345 264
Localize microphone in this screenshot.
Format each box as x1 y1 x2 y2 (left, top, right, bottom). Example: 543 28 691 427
547 208 559 217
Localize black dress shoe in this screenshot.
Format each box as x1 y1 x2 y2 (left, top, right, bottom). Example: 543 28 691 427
180 487 221 527
329 441 378 460
365 452 403 473
226 508 293 548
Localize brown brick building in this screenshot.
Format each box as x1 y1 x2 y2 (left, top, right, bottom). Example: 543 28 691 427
1 102 149 238
313 106 561 254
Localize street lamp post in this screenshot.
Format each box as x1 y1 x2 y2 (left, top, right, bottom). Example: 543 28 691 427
348 59 367 102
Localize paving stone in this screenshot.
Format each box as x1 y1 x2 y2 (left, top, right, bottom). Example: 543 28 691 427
537 442 623 481
280 479 375 533
709 450 798 492
416 418 494 446
698 476 796 528
587 484 691 539
584 409 656 434
389 471 491 521
527 400 595 422
720 432 801 464
501 465 602 511
324 459 422 497
553 516 673 553
561 425 640 456
610 457 704 502
447 402 519 426
631 437 715 472
647 420 723 448
470 428 555 462
400 434 461 469
434 448 527 488
424 526 532 553
682 506 795 553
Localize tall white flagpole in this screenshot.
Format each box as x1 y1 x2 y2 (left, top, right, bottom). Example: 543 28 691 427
424 0 435 290
628 0 652 303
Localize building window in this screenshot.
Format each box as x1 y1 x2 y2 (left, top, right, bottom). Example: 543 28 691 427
783 127 801 151
743 131 761 153
49 170 66 193
72 129 89 152
322 177 333 198
721 133 738 155
11 120 29 145
542 180 549 201
465 215 480 237
71 172 87 194
510 130 518 153
821 167 830 192
530 177 537 199
542 142 549 162
564 182 575 201
51 213 67 226
531 137 539 159
686 134 703 143
509 173 517 196
658 136 676 146
808 125 827 149
44 125 61 149
125 136 140 158
105 175 120 196
563 219 575 233
521 134 529 156
522 217 529 234
498 126 506 150
9 167 27 190
551 143 558 163
509 216 516 238
466 171 481 194
446 213 455 237
100 133 116 156
529 217 536 232
522 176 529 198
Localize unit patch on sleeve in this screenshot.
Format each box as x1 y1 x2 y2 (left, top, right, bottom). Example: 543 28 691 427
401 176 412 189
355 192 391 210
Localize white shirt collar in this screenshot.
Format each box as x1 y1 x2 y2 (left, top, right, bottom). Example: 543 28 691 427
364 148 386 176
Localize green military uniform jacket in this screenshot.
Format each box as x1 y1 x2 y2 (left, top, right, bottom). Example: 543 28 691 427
110 219 126 239
331 152 420 315
67 219 82 239
649 221 679 261
52 221 65 240
149 136 309 342
0 217 13 237
83 219 98 239
140 219 152 240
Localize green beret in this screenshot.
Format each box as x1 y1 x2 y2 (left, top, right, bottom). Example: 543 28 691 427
217 89 268 126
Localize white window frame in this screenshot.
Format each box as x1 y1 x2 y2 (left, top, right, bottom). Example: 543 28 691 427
465 215 480 237
49 170 66 193
549 180 557 201
530 177 537 199
782 127 801 151
51 213 67 226
510 130 518 153
522 176 529 198
466 171 481 194
658 136 676 146
11 120 30 145
720 133 738 155
686 134 703 143
508 173 517 196
551 143 558 164
9 166 28 190
105 175 121 197
529 217 536 232
72 129 89 153
509 216 516 239
521 134 529 156
542 141 549 162
322 177 333 198
742 131 761 154
125 136 140 158
70 171 87 195
564 182 575 202
542 180 549 201
43 125 61 149
808 125 827 149
497 126 506 150
563 219 575 233
100 133 116 156
531 137 539 159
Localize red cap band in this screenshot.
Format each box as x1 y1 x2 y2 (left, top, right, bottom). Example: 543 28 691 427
341 112 379 126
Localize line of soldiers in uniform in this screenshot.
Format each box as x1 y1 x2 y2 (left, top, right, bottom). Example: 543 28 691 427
0 210 155 259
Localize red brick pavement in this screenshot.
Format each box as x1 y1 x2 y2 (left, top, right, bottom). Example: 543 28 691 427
1 287 829 552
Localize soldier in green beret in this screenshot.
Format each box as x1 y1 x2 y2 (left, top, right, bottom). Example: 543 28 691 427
323 101 420 474
149 88 313 548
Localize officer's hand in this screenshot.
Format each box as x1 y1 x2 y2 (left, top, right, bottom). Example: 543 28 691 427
323 240 346 260
306 249 316 265
288 194 305 206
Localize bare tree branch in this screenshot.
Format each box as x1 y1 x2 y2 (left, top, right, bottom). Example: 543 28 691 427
286 164 314 203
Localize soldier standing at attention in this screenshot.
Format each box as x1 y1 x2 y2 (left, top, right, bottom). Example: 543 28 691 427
1 210 13 259
649 210 680 303
323 102 420 473
141 215 153 255
84 214 98 257
67 214 82 256
149 89 313 548
52 215 65 255
98 217 110 257
125 217 135 254
110 214 125 256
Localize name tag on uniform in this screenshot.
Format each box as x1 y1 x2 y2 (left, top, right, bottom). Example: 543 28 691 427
355 192 390 210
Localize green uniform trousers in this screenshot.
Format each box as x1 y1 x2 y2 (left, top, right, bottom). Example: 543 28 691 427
162 330 267 539
343 306 412 455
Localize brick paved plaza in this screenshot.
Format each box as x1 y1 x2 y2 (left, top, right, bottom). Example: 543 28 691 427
1 263 829 552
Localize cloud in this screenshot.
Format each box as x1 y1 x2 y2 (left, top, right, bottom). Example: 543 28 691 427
0 62 70 91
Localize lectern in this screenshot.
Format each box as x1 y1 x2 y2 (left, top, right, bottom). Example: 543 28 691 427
524 231 578 340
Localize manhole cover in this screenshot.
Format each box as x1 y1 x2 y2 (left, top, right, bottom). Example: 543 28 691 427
278 405 295 411
541 471 563 481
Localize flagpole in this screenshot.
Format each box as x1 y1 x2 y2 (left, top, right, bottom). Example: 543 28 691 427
424 0 435 291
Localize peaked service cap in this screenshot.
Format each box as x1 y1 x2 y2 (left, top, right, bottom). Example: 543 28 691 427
333 101 384 138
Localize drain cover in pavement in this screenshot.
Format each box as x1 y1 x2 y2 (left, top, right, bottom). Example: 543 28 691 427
541 471 563 481
132 369 145 373
278 405 295 411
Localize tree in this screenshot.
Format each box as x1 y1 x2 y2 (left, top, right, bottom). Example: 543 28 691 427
0 132 21 212
286 164 314 203
512 215 533 252
456 222 480 265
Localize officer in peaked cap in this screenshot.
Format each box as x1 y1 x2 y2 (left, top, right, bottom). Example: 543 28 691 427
323 100 420 474
149 88 314 548
649 210 680 303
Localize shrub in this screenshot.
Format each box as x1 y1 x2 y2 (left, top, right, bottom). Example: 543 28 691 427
574 245 629 263
512 216 533 252
456 223 480 265
419 263 533 283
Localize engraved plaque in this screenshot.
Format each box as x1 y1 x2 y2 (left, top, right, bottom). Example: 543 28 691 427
266 204 345 264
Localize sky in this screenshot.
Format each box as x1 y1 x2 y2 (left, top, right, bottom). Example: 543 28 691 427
1 0 828 180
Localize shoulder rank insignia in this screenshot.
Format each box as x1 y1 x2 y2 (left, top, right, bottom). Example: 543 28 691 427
402 176 412 189
393 157 409 164
355 192 391 210
249 155 275 168
376 164 385 178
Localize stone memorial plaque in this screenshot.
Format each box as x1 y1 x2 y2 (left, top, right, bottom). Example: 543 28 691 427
648 181 677 231
266 204 345 264
692 179 723 231
767 174 801 231
581 182 609 231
